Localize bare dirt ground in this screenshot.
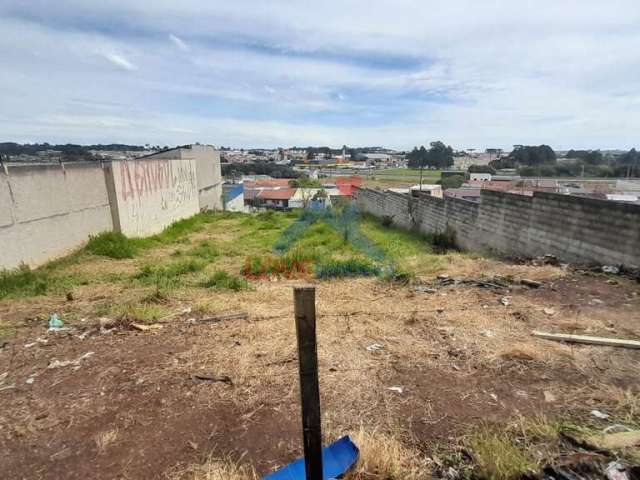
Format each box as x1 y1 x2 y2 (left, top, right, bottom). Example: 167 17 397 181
1 266 639 478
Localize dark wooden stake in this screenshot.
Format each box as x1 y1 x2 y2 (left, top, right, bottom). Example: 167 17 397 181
293 285 323 480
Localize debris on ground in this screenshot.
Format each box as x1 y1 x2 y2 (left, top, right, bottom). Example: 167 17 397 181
131 323 163 332
195 312 248 323
603 266 621 275
48 313 64 329
413 284 437 294
500 297 511 306
591 410 611 420
532 254 560 266
521 278 543 288
604 461 638 480
388 386 404 394
264 436 359 480
366 343 384 352
544 308 556 316
533 331 640 349
24 337 48 348
193 373 233 385
48 351 95 369
435 275 511 290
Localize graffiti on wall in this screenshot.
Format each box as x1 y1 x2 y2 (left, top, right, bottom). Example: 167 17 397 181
119 159 197 208
114 158 199 236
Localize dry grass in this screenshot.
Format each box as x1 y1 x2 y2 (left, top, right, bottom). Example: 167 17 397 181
344 428 430 480
170 456 257 480
95 429 118 454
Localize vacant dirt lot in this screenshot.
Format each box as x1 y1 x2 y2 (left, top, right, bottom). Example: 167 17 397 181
1 212 639 479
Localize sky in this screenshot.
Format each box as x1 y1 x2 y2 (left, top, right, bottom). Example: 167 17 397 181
1 1 639 150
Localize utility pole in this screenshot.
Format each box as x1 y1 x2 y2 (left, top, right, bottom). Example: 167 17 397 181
293 286 323 480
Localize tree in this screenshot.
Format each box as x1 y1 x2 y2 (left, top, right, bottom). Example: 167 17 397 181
407 141 454 169
509 145 556 166
425 141 454 168
439 175 465 190
407 146 428 168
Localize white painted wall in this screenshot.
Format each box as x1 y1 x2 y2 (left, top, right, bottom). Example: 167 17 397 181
0 163 113 270
108 157 200 237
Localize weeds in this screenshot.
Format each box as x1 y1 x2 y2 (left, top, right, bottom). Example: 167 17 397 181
467 427 537 480
316 258 380 279
136 259 205 283
201 271 248 291
110 302 172 324
0 264 84 300
427 226 458 252
85 232 137 259
242 247 312 278
182 241 219 262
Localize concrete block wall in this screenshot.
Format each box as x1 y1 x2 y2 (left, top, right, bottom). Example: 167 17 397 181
105 157 200 237
0 163 113 269
356 187 640 267
1 145 224 270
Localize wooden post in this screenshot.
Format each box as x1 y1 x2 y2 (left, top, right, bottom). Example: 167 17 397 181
293 285 323 480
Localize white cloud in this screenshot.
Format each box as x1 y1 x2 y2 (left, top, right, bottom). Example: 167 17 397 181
102 52 137 71
0 1 639 148
168 33 190 51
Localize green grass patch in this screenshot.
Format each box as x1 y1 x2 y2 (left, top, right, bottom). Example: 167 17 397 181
135 258 205 284
172 240 219 262
86 232 137 259
201 270 248 291
359 214 444 275
110 302 172 324
315 257 381 279
467 428 537 480
0 264 86 300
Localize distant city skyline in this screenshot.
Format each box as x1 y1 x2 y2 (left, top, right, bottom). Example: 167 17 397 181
1 1 639 150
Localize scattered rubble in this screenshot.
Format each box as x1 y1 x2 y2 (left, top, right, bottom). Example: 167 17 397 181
131 323 163 332
591 410 611 420
366 343 384 352
193 373 233 385
521 278 543 288
48 351 95 369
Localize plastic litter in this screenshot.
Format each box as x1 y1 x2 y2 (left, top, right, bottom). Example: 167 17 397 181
606 461 631 480
366 343 384 352
263 435 359 480
603 266 620 275
591 410 610 419
388 386 404 394
48 313 64 330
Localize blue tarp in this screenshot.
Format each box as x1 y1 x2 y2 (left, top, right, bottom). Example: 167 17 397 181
263 436 359 480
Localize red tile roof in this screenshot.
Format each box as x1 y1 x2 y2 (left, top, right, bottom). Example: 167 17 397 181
257 188 297 200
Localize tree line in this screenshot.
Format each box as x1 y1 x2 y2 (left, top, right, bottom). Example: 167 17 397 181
486 145 639 178
406 141 454 169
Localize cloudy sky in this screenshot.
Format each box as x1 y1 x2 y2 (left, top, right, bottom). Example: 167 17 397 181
1 1 639 149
